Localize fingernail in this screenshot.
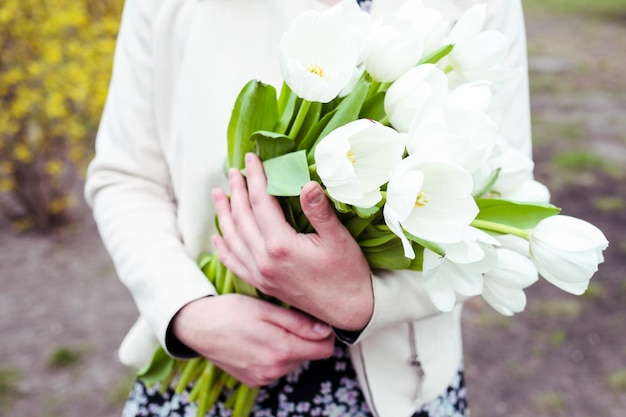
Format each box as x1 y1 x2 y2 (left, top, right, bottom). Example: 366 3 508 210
211 189 222 202
313 322 331 335
305 184 324 205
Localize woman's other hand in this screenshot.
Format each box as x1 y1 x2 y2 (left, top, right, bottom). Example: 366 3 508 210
172 294 335 387
212 153 374 331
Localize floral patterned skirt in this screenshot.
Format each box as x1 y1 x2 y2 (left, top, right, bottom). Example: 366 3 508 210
121 342 468 417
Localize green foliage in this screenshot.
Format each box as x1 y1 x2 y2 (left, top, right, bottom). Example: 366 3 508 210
552 150 609 170
524 0 626 17
533 391 565 412
607 369 626 392
48 346 83 367
0 0 124 230
593 196 625 212
532 298 582 321
0 368 21 412
581 281 606 299
549 329 567 346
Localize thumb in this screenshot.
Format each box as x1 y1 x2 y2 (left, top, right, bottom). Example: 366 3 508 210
300 182 342 237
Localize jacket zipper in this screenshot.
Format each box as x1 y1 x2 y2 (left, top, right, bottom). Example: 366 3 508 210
356 323 425 417
408 322 425 404
357 343 381 417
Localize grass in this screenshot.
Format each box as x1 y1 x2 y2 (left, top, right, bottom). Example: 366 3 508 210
524 0 626 17
549 329 568 346
606 369 626 392
48 346 84 368
530 118 586 148
533 391 566 413
0 368 21 413
532 298 583 321
552 150 609 170
581 281 606 300
592 196 625 212
469 311 514 329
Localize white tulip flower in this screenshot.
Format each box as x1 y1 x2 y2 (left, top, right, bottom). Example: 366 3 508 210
383 157 478 258
482 248 538 316
314 119 406 208
362 16 424 82
361 1 448 82
279 10 359 103
326 0 373 63
384 64 449 133
490 145 535 192
422 231 497 312
498 179 551 204
446 4 518 84
529 215 609 295
404 82 499 191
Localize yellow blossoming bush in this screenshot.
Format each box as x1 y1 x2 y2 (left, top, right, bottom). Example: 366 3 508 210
0 0 123 230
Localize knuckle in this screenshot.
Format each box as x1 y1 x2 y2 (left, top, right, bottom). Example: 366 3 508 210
271 347 294 365
256 258 277 281
264 239 288 260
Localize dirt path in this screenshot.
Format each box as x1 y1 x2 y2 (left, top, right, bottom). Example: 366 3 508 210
1 6 625 417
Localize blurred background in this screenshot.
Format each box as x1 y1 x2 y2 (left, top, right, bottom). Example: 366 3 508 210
0 0 625 416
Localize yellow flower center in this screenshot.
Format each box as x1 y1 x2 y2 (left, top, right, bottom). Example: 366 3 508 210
308 64 325 79
346 150 356 164
414 191 429 208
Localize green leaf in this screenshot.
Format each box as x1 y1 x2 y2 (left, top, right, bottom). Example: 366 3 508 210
294 101 323 144
297 109 334 153
136 347 176 385
406 233 445 257
359 91 387 122
276 82 298 134
263 150 311 196
363 239 412 270
317 77 370 142
252 131 295 161
227 80 278 169
419 44 454 65
475 198 561 229
353 204 381 219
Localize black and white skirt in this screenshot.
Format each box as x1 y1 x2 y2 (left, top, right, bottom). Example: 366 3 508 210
122 342 468 417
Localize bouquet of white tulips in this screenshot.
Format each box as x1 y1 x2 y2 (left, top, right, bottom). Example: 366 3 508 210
137 1 609 416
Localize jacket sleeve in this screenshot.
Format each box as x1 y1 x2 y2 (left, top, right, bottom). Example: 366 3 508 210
84 0 216 358
347 0 533 343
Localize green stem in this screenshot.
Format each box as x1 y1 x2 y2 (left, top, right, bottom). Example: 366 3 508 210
289 99 312 139
175 357 203 394
471 219 530 240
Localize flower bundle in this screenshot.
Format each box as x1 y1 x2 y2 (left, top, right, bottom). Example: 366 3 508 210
138 1 609 416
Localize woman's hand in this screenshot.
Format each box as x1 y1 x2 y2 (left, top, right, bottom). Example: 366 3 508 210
172 294 335 387
211 153 374 331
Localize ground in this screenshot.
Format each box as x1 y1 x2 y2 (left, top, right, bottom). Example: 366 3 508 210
1 5 626 417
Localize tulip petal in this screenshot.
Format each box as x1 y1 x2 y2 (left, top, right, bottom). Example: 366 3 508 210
482 281 527 316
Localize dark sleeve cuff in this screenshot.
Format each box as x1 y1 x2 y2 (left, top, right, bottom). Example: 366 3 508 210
333 327 364 345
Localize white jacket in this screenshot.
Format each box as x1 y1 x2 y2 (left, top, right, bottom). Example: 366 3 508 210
85 1 531 416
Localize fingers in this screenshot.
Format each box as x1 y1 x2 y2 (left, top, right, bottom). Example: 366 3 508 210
211 188 255 280
300 181 346 239
243 153 295 239
262 302 333 341
263 307 335 363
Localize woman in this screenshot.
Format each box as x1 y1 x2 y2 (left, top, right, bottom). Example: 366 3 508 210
85 0 532 416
